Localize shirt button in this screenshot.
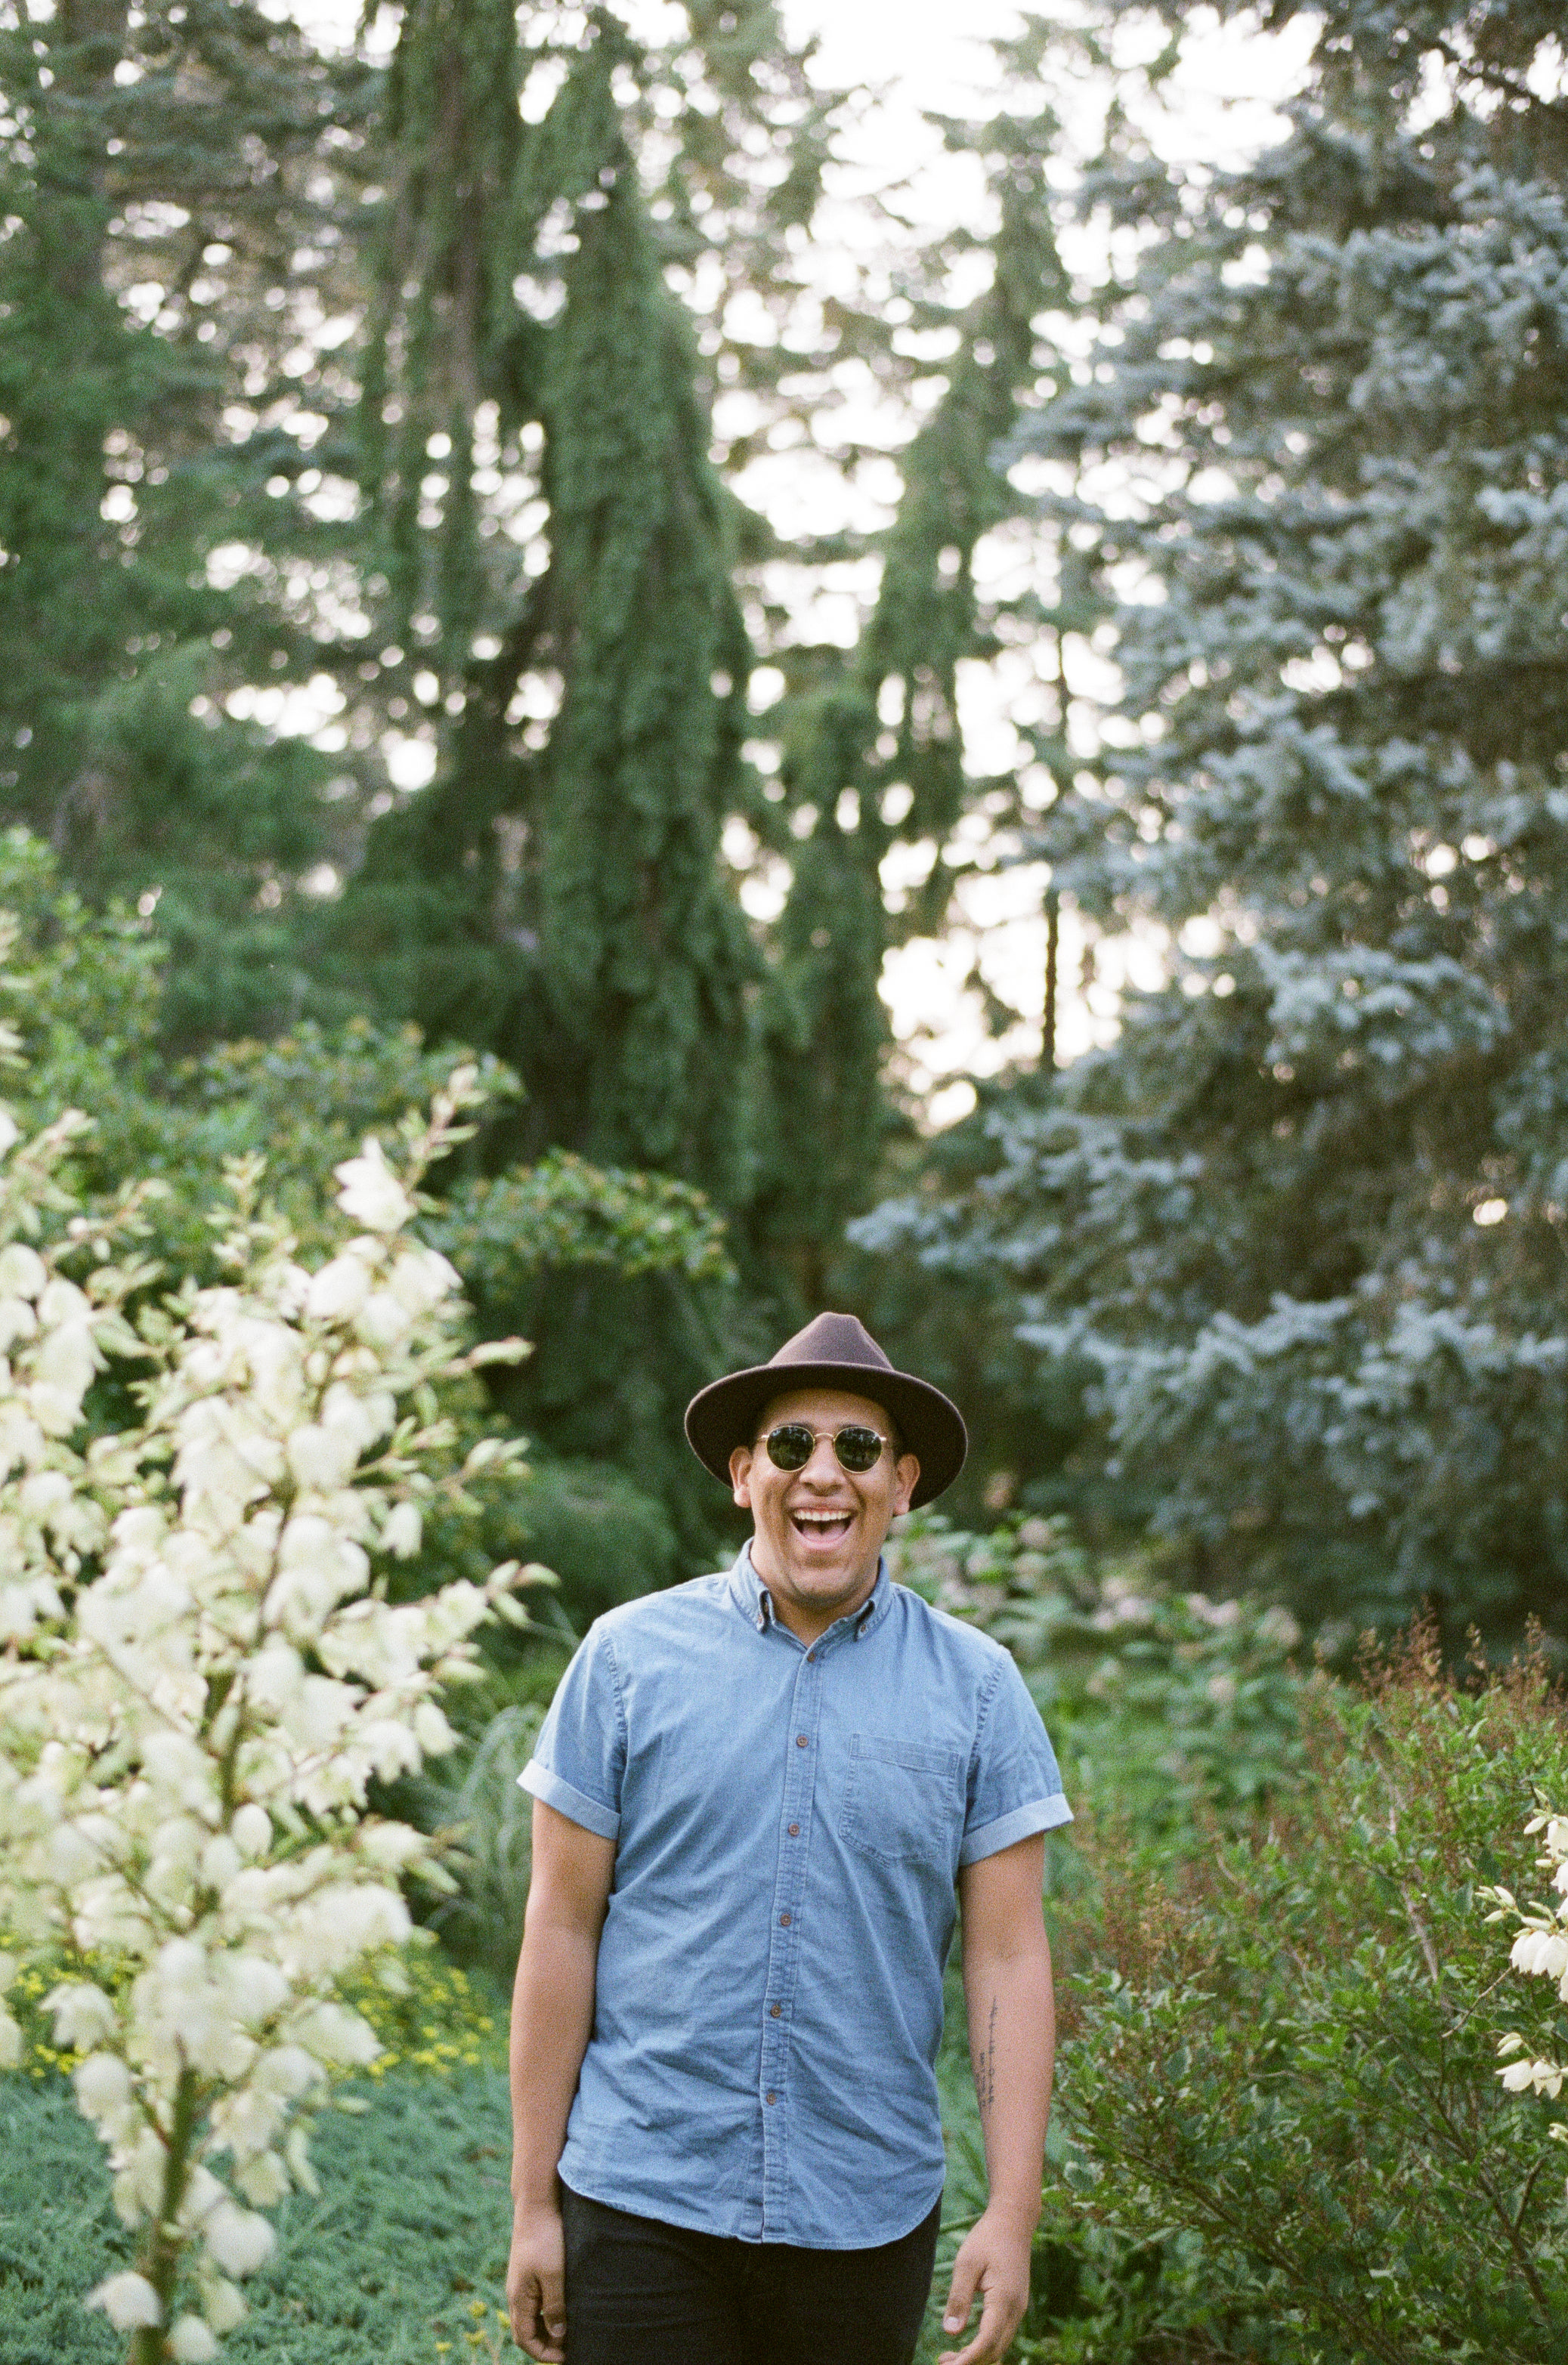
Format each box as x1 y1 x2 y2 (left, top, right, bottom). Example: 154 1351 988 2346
787 1823 800 1837
779 1912 791 1927
796 1734 809 1748
806 1651 816 1662
765 2091 777 2104
769 2003 782 2018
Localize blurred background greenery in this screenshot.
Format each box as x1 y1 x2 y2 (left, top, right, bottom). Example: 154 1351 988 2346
3 0 1568 1656
5 0 1568 1645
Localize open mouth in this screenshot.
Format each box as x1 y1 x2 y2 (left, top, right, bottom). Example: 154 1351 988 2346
790 1508 854 1543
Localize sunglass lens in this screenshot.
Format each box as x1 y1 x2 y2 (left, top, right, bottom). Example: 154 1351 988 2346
765 1424 815 1470
835 1427 883 1471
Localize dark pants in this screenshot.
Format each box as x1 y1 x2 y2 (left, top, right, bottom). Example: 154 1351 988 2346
559 2184 942 2365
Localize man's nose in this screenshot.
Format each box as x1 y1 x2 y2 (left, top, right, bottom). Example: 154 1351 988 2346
799 1436 842 1484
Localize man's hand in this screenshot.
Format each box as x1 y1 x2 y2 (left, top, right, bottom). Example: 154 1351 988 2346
506 2200 567 2363
937 2202 1035 2365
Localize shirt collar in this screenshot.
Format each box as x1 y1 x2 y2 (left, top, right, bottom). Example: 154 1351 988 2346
729 1544 890 1645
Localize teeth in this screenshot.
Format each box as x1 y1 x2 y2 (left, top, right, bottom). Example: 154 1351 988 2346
796 1511 849 1527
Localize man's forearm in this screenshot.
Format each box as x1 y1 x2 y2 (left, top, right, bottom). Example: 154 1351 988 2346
963 1943 1055 2220
509 1920 599 2207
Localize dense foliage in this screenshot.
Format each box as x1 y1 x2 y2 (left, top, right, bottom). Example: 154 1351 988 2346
1029 1637 1568 2364
885 1533 1568 2364
861 0 1568 1642
886 1511 1305 1848
0 831 726 1606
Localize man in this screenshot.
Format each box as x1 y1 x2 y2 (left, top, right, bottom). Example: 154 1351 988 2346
506 1312 1070 2365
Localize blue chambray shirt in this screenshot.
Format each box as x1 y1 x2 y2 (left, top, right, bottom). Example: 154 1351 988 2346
518 1547 1072 2250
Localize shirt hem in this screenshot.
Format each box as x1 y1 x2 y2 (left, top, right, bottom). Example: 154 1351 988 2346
558 2169 946 2252
518 1759 621 1841
958 1792 1072 1866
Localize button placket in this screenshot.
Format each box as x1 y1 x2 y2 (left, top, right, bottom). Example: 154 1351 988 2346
758 1640 824 2234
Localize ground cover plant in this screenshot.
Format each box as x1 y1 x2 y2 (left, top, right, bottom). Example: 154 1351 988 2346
0 2056 518 2365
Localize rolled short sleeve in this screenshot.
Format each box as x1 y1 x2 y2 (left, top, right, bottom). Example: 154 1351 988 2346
518 1621 626 1843
960 1655 1072 1867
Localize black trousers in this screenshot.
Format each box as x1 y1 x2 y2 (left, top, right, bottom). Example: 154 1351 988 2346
559 2184 942 2365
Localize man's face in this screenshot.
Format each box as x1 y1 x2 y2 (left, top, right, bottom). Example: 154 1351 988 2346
728 1385 920 1637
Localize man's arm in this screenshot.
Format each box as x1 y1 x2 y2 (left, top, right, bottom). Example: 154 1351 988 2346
506 1800 617 2363
939 1833 1055 2365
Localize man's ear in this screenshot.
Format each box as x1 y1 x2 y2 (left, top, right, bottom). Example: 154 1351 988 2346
892 1454 920 1516
728 1443 755 1509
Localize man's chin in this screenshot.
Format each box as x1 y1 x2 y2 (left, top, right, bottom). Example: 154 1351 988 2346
777 1553 868 1601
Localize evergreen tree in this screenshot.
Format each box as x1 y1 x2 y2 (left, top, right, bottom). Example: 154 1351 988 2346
315 5 1080 1538
0 0 382 1037
864 0 1568 1637
752 56 1075 1316
315 5 834 1538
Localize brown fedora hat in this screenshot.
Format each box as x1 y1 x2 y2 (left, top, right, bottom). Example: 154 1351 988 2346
685 1311 966 1510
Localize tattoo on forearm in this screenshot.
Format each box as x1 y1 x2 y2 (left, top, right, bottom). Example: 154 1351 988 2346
976 1995 997 2128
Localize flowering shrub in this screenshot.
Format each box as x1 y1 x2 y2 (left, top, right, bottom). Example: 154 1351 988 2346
0 1061 546 2363
1486 1810 1568 2116
1022 1634 1568 2363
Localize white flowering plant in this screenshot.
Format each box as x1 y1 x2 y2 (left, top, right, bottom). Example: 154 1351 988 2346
1484 1809 1568 2119
0 1059 546 2364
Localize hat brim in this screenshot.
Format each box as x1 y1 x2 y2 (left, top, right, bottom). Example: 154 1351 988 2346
685 1360 966 1510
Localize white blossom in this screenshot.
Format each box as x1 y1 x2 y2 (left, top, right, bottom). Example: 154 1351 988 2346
230 1804 271 1860
203 2203 275 2279
75 2051 134 2115
332 1139 413 1234
382 1500 422 1559
169 2316 221 2362
88 2271 163 2330
1489 1810 1568 2107
47 1982 118 2051
201 2279 247 2334
305 1253 373 1323
1511 1928 1568 1982
0 1241 48 1298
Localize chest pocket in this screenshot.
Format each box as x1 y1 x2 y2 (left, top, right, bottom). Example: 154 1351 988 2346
842 1733 965 1872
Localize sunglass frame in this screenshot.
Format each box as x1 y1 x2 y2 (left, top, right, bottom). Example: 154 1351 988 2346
759 1422 892 1474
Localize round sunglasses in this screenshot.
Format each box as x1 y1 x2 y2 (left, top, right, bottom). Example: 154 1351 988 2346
758 1422 891 1474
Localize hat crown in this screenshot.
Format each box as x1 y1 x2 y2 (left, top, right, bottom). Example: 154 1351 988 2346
769 1312 892 1374
683 1308 966 1508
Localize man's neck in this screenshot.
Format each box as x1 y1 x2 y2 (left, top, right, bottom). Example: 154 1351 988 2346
750 1546 880 1645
